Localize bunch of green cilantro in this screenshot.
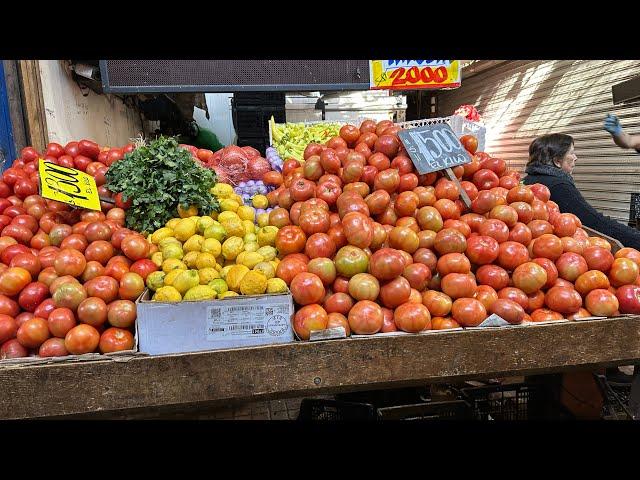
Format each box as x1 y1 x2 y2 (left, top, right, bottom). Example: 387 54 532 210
106 136 219 235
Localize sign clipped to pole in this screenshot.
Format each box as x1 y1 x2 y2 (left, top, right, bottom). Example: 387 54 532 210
398 123 473 207
369 60 461 90
38 159 102 211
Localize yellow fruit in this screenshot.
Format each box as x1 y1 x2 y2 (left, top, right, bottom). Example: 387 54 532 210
178 204 198 218
163 268 183 287
236 251 247 266
220 217 245 238
162 258 187 274
256 212 270 228
186 216 200 226
162 244 184 260
215 263 223 272
151 227 174 245
208 279 229 295
244 242 259 253
256 246 277 261
151 252 164 267
218 291 239 299
243 232 257 243
199 267 220 284
218 211 238 224
183 235 204 253
252 195 268 209
209 211 219 221
204 224 226 242
243 220 256 235
220 199 240 213
239 252 264 269
266 278 288 294
183 285 217 301
146 271 165 291
220 265 233 280
211 183 234 198
201 238 222 257
231 194 244 205
257 226 279 247
183 251 200 268
197 216 215 235
159 237 181 250
166 218 180 230
237 206 256 222
269 260 279 272
172 269 200 295
254 262 275 279
195 252 217 270
174 219 197 242
153 286 182 302
222 236 244 260
226 265 250 292
240 271 268 295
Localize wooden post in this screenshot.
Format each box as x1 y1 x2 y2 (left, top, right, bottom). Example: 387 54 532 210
444 167 472 208
17 60 48 153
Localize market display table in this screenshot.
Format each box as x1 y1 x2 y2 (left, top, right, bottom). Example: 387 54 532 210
2 316 640 420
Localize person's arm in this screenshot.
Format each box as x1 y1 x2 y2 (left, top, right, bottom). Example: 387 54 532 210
604 114 640 151
549 181 640 250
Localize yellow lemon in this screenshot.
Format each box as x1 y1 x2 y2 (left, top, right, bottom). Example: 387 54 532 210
235 251 247 266
257 226 279 247
197 216 215 235
244 233 257 244
220 198 239 213
244 242 259 253
243 220 257 235
199 267 220 284
221 218 245 238
162 258 187 274
222 236 244 260
159 237 181 250
161 244 184 260
151 227 174 244
257 246 277 261
220 265 233 280
211 183 234 198
146 271 165 291
153 286 182 302
237 205 256 222
208 279 228 295
163 268 183 287
186 216 200 227
195 252 217 270
266 278 288 294
201 238 222 257
183 235 204 253
226 265 250 292
218 211 239 224
239 252 264 269
172 269 200 295
204 224 226 242
252 195 268 209
218 291 239 299
256 212 270 228
166 218 180 230
183 285 217 301
254 262 275 279
151 252 164 267
240 271 267 295
178 204 198 218
174 219 197 242
183 251 200 268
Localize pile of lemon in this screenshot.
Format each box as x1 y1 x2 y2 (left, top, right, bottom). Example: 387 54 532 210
145 183 288 302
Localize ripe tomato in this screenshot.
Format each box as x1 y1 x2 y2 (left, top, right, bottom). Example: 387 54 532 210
48 307 77 338
616 285 640 314
532 257 559 289
129 259 158 281
324 293 354 316
440 273 477 300
459 135 478 154
402 263 431 291
38 337 69 357
0 266 31 296
275 226 307 256
512 262 547 294
575 270 610 296
497 241 530 271
451 298 487 327
476 265 510 291
85 275 119 303
433 228 466 255
436 253 471 276
609 258 639 287
64 324 100 354
465 235 500 265
498 287 529 310
379 276 411 308
388 226 419 253
0 314 17 343
348 300 383 335
53 248 86 277
545 287 582 314
10 252 41 278
118 272 145 301
555 252 588 282
490 299 525 325
290 272 325 306
475 285 499 311
334 246 369 278
422 290 452 317
77 297 108 327
585 289 619 317
99 327 135 353
530 308 564 322
368 248 405 281
293 304 328 340
33 298 56 319
16 316 50 348
17 281 49 312
394 303 431 333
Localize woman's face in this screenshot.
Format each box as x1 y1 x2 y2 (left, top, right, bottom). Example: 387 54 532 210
555 144 577 174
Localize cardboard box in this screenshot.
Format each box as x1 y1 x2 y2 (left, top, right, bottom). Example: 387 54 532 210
135 290 295 355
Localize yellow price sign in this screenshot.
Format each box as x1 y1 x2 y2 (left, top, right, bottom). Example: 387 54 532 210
369 60 461 90
38 159 102 211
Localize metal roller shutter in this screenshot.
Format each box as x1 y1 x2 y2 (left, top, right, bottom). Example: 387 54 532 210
438 60 640 223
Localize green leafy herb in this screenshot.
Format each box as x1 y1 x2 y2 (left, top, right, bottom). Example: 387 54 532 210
106 136 219 234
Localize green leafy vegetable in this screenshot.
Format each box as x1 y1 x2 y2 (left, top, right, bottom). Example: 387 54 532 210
106 136 219 234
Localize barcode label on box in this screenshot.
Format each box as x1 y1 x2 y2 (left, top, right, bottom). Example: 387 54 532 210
206 303 290 340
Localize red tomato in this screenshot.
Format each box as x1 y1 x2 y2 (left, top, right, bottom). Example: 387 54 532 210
118 272 145 301
497 241 530 271
465 235 500 265
48 308 77 338
394 303 431 333
77 297 108 327
323 292 354 316
451 298 487 326
120 235 150 262
0 314 17 343
99 327 135 353
64 324 100 354
609 258 639 287
39 338 69 357
275 226 307 256
77 140 100 160
368 248 406 281
16 316 50 348
436 253 471 276
379 276 411 308
459 135 478 154
293 304 328 340
584 289 619 317
490 299 525 324
512 262 548 294
545 287 582 314
85 276 119 303
433 228 466 256
106 300 137 328
0 267 31 296
422 290 452 317
347 300 383 335
290 273 325 306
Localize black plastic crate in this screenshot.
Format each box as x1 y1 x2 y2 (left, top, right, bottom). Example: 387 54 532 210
378 400 473 420
593 374 634 420
234 92 285 107
461 383 546 420
298 398 378 421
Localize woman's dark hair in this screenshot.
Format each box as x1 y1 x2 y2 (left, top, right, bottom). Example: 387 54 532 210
528 133 574 166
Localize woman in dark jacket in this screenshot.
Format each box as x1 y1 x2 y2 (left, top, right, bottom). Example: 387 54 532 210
523 133 640 250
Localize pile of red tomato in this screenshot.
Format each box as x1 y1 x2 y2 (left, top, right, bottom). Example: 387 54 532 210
0 141 158 359
262 120 640 340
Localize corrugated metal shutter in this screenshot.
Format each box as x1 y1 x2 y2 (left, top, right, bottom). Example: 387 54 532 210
438 60 640 223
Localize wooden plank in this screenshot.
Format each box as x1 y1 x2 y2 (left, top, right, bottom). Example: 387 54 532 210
2 317 640 420
17 60 48 153
2 60 27 155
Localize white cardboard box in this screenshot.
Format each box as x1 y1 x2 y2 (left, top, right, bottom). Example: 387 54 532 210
136 290 295 355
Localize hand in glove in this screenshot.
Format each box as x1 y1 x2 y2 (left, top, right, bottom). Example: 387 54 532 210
604 113 623 136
